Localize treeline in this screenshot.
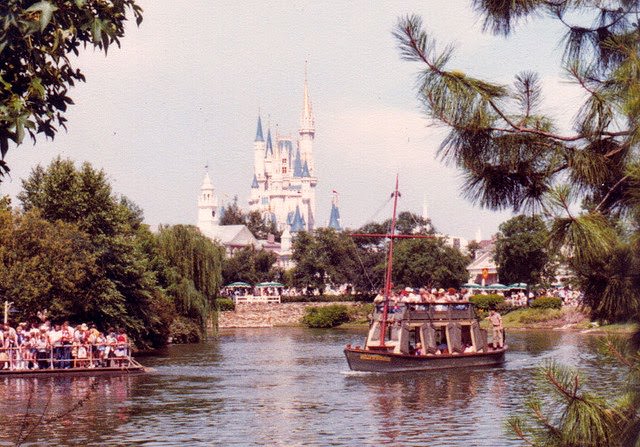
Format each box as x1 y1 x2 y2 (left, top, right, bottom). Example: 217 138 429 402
221 210 471 294
0 158 225 350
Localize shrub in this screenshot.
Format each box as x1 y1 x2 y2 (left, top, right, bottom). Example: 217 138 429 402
169 316 202 344
216 297 235 311
517 308 563 324
530 296 562 309
301 304 351 328
469 294 505 310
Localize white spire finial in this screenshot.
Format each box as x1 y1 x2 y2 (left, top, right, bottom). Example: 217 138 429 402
300 62 315 134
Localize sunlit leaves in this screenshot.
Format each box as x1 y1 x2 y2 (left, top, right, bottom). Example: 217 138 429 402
0 0 143 180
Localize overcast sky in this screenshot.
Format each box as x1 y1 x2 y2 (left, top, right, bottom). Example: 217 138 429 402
0 1 586 240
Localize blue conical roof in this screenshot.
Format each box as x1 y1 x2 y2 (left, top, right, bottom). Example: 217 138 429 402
251 174 259 189
328 203 341 230
301 160 310 177
290 205 305 232
255 116 264 142
265 128 273 156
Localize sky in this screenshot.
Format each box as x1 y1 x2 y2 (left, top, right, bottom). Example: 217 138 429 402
0 1 587 240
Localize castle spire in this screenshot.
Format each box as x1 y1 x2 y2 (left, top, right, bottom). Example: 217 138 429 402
300 62 315 134
255 115 264 142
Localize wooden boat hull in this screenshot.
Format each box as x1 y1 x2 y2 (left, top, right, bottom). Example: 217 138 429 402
0 365 146 378
344 347 506 372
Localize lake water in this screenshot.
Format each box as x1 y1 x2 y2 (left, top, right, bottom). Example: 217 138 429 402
0 328 623 446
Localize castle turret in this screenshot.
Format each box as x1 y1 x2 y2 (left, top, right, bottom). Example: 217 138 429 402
328 191 341 230
197 171 219 228
254 115 266 179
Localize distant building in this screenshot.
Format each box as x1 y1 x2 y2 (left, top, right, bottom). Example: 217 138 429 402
196 172 258 256
466 238 499 285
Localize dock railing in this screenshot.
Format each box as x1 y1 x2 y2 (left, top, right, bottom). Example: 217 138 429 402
0 343 139 372
233 295 281 304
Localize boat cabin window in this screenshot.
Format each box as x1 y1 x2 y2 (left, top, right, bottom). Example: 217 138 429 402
435 327 448 353
461 325 472 347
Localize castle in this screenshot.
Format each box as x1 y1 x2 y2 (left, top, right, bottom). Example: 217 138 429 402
197 73 340 256
248 73 318 232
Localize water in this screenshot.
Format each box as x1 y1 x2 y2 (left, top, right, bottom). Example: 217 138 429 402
0 328 624 446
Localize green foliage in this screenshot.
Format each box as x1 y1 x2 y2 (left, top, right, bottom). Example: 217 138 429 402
216 298 235 312
508 358 629 446
0 0 142 179
169 316 202 344
495 214 550 285
219 197 280 241
13 158 170 349
222 245 278 285
395 3 640 323
469 294 505 310
219 196 245 225
155 224 224 322
301 304 350 328
292 228 359 294
395 3 640 444
393 237 469 289
530 296 563 309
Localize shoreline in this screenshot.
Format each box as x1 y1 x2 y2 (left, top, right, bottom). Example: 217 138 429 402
217 303 636 334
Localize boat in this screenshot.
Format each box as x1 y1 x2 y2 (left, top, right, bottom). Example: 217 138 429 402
343 176 507 372
0 344 147 378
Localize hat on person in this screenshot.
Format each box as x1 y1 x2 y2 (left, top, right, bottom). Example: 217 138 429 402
437 288 445 294
404 287 413 293
80 323 88 330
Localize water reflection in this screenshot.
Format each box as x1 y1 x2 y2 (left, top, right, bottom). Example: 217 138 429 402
0 375 134 446
0 328 624 447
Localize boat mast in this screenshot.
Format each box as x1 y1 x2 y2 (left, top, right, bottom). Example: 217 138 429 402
379 174 400 347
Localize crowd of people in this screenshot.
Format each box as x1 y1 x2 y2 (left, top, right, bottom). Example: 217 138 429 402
373 285 584 308
373 287 470 304
0 320 130 371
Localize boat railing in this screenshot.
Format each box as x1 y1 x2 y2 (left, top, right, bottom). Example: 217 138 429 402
374 303 476 321
0 342 139 372
233 295 281 304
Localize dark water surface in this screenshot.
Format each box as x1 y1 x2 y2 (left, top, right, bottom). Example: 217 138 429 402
0 328 622 446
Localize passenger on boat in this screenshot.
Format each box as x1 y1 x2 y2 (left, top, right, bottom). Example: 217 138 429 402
486 310 504 349
414 343 424 356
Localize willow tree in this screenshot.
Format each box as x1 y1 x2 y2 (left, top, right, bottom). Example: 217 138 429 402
155 224 224 331
395 2 640 445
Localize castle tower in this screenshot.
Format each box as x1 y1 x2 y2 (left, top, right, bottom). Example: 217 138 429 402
198 171 219 228
248 68 317 233
328 191 341 230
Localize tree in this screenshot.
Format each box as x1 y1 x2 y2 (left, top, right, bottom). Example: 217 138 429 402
219 196 245 225
395 2 640 444
222 245 278 285
219 198 281 241
466 240 482 259
393 237 469 289
17 158 169 349
348 212 436 293
0 208 98 320
291 229 358 294
494 215 549 285
0 0 143 179
394 4 640 322
246 210 280 241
